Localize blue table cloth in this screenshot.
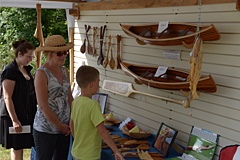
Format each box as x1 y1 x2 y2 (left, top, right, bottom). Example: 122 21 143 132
31 124 183 160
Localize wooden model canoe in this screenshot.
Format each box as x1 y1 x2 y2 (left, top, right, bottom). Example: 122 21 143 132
120 22 221 46
120 62 217 92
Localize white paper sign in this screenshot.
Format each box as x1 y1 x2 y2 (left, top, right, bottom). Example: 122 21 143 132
190 50 193 57
164 49 181 60
9 125 31 134
157 21 169 33
119 117 132 130
154 66 168 77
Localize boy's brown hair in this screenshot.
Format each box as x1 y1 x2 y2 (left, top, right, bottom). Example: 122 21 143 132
76 65 99 89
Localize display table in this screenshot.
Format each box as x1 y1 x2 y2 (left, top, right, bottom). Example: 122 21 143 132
100 125 183 160
31 124 184 160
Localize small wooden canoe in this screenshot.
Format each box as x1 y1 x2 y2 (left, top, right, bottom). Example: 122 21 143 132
120 62 217 92
120 22 221 47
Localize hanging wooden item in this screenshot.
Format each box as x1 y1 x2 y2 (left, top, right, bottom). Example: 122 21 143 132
34 3 44 69
109 48 115 70
116 35 122 69
103 35 112 68
80 25 92 55
97 25 106 65
93 27 98 56
187 37 203 100
120 61 216 92
237 0 240 11
120 23 220 48
102 80 190 108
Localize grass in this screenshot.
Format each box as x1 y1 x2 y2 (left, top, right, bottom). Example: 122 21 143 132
0 145 31 160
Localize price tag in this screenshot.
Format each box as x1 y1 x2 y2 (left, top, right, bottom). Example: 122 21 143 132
163 49 181 60
157 21 169 33
154 66 168 77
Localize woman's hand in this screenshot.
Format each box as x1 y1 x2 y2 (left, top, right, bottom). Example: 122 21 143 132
59 124 71 136
13 120 22 133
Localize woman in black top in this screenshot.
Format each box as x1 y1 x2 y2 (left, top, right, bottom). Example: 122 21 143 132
0 39 37 160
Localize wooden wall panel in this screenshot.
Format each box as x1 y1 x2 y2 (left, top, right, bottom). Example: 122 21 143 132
73 2 240 159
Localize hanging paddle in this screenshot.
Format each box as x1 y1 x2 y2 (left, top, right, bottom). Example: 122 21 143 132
34 3 44 69
102 80 189 108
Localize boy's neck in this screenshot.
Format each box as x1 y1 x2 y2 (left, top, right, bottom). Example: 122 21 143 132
80 89 93 99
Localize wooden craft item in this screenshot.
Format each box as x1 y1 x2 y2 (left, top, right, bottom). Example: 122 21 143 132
97 25 106 65
237 0 240 11
114 137 130 143
111 135 121 139
116 35 122 69
103 113 121 126
187 37 203 100
124 140 138 145
102 80 189 108
80 39 86 54
120 23 220 48
103 35 112 68
93 27 98 56
118 152 163 158
122 125 152 139
138 149 153 160
86 25 93 55
109 48 115 70
34 3 44 69
120 62 216 93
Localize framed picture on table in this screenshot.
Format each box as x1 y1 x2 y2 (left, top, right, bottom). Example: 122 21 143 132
92 93 108 114
152 123 178 157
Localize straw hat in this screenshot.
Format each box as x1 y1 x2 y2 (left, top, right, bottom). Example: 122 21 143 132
35 35 73 56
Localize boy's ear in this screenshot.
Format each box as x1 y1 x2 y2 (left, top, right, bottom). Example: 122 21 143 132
89 81 94 88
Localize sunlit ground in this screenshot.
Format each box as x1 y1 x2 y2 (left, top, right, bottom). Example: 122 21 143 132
0 145 31 160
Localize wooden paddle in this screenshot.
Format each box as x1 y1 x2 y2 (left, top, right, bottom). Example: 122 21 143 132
34 3 44 69
102 80 189 108
103 35 112 68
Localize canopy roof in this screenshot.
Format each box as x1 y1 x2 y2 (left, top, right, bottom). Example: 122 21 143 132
0 0 73 9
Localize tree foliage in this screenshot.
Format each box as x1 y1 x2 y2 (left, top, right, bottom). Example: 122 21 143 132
0 7 69 74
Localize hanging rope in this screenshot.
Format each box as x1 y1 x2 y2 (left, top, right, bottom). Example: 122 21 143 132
196 0 202 38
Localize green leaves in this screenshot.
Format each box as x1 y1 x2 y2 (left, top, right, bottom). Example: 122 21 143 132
0 7 69 73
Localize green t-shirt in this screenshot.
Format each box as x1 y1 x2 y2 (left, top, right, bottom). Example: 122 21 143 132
71 96 105 160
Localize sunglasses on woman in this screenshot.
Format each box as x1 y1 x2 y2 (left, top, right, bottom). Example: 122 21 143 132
53 51 69 56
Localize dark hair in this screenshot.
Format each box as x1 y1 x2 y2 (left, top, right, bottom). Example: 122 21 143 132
12 38 35 57
76 65 99 89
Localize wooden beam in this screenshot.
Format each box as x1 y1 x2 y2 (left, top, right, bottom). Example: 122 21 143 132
79 0 236 11
36 0 86 3
69 27 74 84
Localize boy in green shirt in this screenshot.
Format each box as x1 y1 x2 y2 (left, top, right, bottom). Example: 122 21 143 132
70 66 125 160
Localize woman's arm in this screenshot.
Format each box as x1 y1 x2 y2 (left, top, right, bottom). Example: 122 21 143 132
69 119 74 138
35 70 70 135
64 67 74 110
2 79 22 133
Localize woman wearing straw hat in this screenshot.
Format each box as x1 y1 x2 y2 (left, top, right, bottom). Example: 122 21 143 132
32 35 74 160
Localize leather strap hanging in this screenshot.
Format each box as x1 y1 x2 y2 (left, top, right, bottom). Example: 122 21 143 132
116 35 122 69
97 25 106 65
93 27 98 57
